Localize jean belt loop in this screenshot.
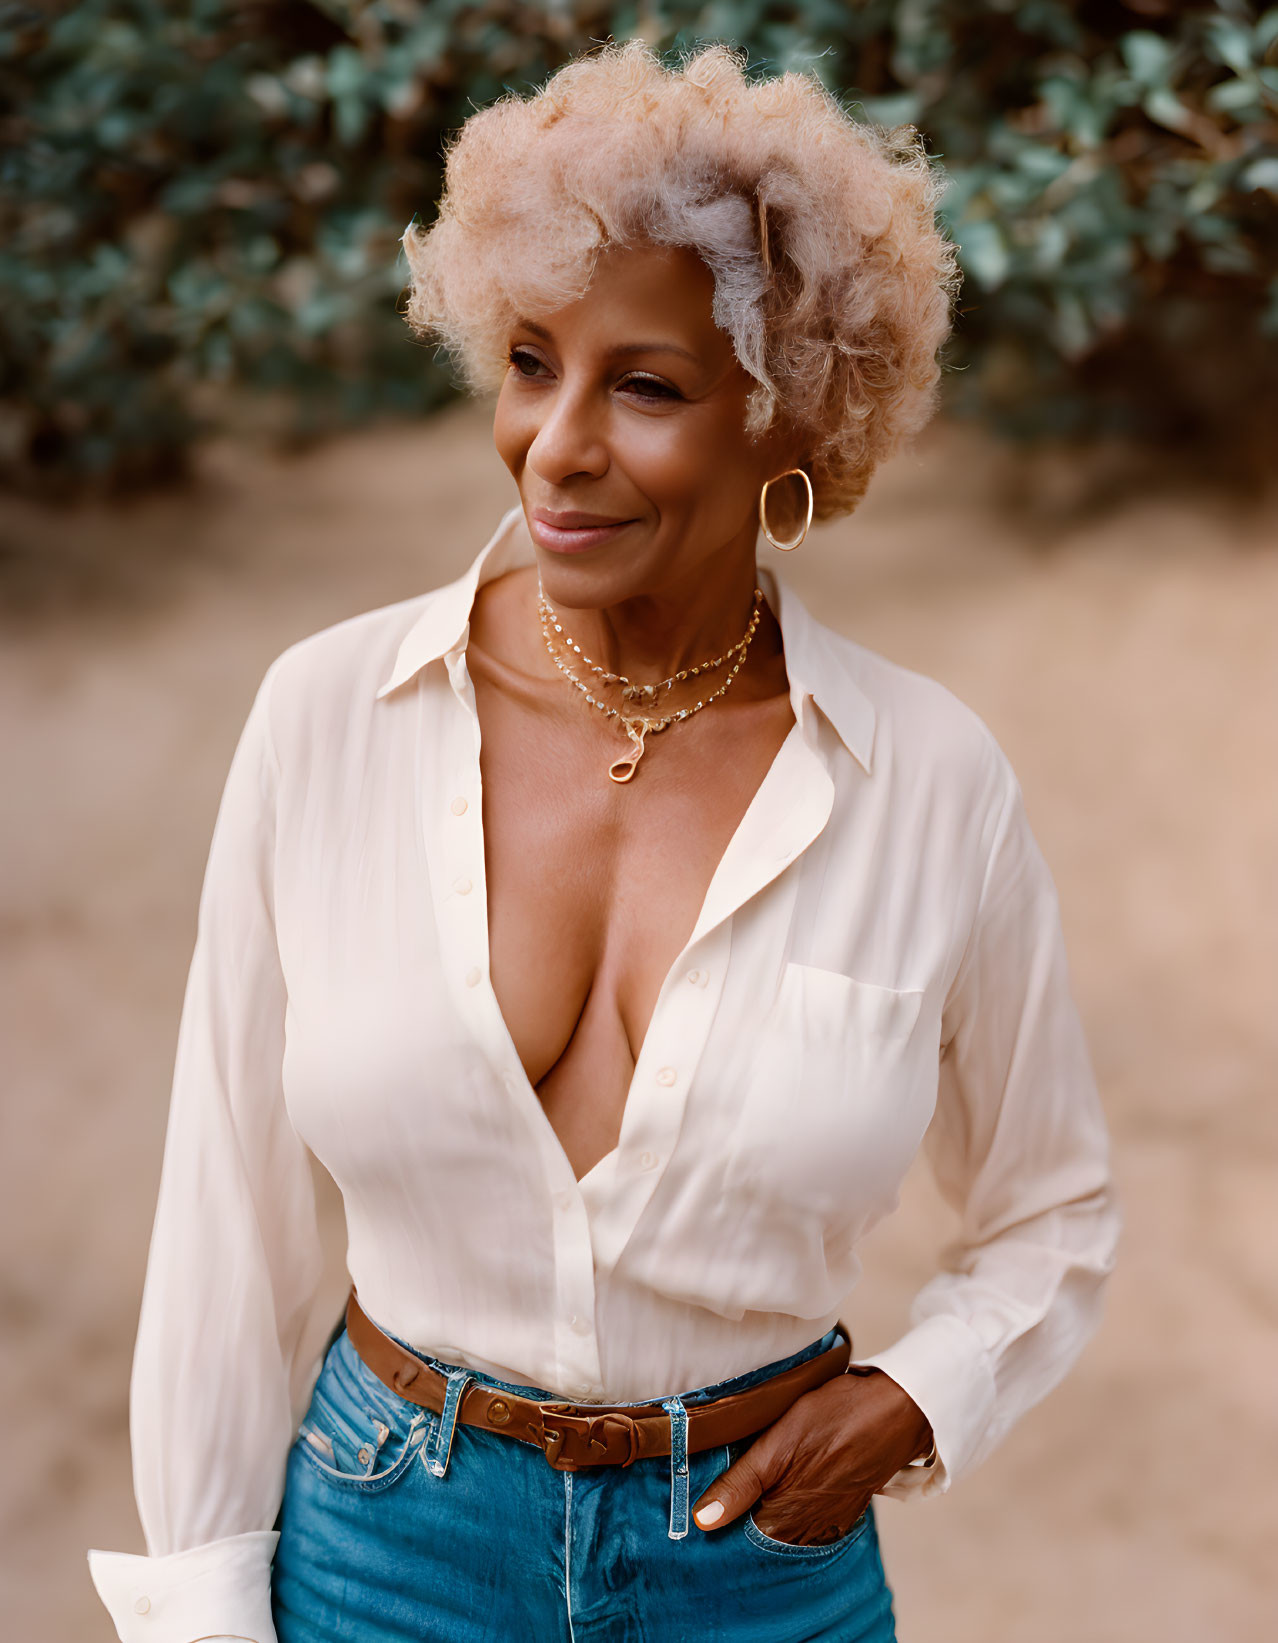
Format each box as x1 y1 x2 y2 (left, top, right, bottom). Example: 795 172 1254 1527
661 1394 690 1540
424 1367 474 1479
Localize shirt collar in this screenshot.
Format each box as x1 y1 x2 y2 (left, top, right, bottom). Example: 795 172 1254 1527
376 504 875 774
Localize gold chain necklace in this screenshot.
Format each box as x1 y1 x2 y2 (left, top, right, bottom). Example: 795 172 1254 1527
536 580 765 783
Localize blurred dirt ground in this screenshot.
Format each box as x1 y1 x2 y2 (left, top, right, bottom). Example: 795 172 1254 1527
2 403 1276 1641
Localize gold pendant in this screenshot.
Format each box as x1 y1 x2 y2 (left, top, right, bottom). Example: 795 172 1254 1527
608 719 648 784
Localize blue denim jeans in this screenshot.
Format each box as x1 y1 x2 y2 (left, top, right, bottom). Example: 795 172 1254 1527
271 1320 897 1641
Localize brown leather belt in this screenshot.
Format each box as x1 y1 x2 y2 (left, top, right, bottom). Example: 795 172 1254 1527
345 1290 852 1472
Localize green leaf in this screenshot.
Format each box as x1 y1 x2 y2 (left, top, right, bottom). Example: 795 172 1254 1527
1205 78 1261 115
958 219 1011 290
326 46 368 100
1142 87 1193 134
1204 21 1256 78
1240 156 1278 194
1120 31 1174 89
1256 11 1278 54
854 93 923 127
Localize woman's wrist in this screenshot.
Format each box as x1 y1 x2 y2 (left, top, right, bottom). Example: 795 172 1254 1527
844 1363 934 1468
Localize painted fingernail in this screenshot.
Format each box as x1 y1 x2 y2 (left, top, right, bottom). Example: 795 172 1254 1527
694 1499 724 1527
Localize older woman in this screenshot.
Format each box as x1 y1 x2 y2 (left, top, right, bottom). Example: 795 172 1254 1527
89 41 1118 1643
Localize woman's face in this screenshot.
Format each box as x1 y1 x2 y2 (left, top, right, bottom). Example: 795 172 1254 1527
493 242 802 611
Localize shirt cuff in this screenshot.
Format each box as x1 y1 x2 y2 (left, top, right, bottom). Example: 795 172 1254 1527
852 1311 997 1500
87 1531 279 1643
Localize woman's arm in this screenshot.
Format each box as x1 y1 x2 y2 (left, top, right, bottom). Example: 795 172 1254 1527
694 743 1120 1537
88 659 327 1643
850 748 1121 1497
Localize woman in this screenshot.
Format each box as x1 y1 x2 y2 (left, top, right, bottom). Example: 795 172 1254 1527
89 41 1119 1643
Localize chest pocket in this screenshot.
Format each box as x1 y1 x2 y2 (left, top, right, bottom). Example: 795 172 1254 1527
775 962 923 1044
723 962 933 1239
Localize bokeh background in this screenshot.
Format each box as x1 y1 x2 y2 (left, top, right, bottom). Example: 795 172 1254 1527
3 4 1276 1640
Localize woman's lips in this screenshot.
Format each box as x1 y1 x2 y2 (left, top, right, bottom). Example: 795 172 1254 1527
529 513 635 554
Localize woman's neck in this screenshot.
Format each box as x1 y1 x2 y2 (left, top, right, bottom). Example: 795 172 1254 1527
466 560 787 716
539 575 764 685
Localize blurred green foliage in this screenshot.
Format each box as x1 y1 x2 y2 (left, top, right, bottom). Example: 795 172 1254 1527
2 0 1275 499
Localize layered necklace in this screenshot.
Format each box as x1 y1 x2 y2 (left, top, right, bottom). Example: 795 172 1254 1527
537 578 765 783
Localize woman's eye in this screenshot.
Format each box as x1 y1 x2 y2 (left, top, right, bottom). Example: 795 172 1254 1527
505 351 680 402
621 375 683 402
507 347 547 378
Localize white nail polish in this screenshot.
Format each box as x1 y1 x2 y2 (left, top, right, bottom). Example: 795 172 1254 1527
694 1499 725 1527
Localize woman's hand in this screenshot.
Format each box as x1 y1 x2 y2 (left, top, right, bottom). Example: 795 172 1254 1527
690 1368 932 1546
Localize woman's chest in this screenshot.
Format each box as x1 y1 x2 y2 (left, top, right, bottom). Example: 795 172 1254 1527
473 681 797 1092
271 696 959 1221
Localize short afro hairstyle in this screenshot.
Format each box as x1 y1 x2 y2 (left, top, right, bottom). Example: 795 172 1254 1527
401 40 962 520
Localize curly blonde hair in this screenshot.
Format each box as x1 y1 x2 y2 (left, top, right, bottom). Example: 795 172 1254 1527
401 40 961 520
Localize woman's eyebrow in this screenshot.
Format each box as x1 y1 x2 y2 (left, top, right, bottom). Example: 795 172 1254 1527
610 341 701 364
515 317 701 365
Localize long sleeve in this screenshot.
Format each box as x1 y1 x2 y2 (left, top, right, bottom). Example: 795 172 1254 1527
89 659 328 1643
854 750 1121 1498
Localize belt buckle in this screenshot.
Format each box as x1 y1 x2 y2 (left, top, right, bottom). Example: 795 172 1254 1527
536 1403 642 1470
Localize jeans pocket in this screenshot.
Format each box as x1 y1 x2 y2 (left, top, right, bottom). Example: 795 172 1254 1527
295 1337 436 1494
725 1438 872 1560
742 1504 871 1559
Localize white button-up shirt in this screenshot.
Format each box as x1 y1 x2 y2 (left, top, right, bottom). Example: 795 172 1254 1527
89 506 1118 1642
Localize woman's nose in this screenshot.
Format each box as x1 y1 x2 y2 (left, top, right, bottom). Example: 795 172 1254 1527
526 386 609 484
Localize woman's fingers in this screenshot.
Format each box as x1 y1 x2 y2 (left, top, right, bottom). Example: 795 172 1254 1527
691 1394 833 1533
691 1437 771 1529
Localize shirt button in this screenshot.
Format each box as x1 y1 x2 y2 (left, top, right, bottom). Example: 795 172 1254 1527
450 796 468 816
569 1313 591 1335
453 876 473 896
638 1150 659 1170
465 967 482 988
568 1379 593 1398
554 1190 572 1211
656 1067 677 1087
133 1596 151 1615
686 969 701 985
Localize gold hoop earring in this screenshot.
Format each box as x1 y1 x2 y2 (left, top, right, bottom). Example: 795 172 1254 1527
759 468 813 552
